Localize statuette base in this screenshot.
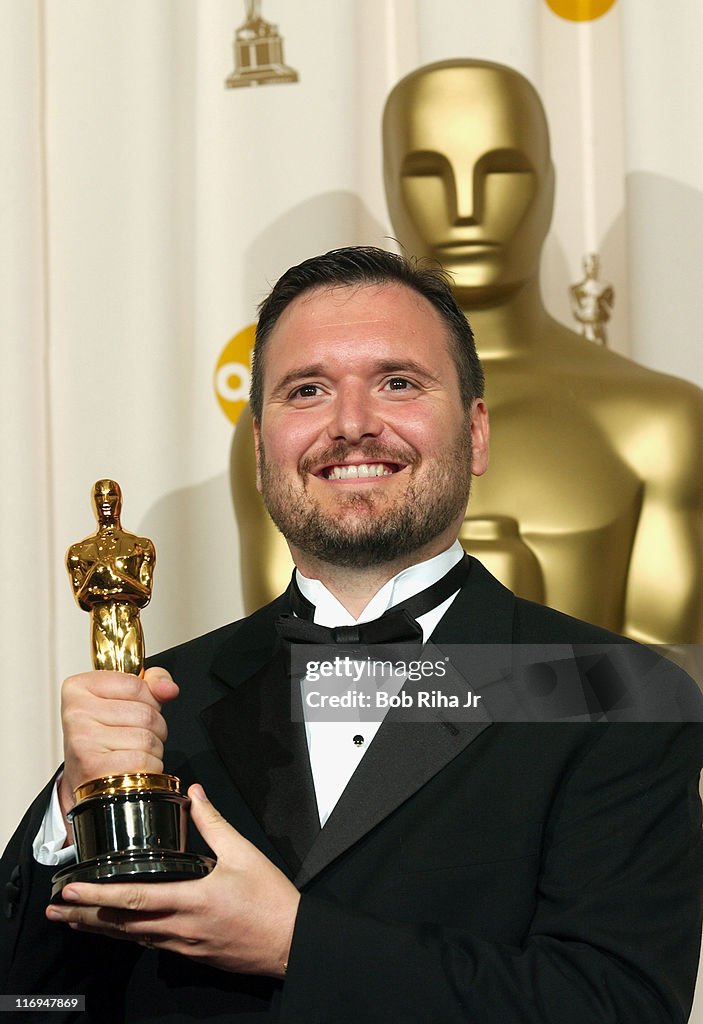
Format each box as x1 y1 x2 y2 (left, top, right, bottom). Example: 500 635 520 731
51 849 215 902
225 64 298 88
50 773 215 902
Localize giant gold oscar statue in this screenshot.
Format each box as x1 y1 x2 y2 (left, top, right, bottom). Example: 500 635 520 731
51 480 214 899
230 59 703 644
382 59 703 643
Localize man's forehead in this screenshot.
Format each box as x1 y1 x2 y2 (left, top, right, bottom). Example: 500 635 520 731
262 282 453 381
308 315 394 328
263 286 451 370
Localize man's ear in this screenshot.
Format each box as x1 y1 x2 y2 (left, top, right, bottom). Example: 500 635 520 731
469 400 489 477
253 417 263 492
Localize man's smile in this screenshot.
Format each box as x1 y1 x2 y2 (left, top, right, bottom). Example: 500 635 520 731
316 461 405 481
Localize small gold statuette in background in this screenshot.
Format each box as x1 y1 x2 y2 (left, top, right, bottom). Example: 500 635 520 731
51 480 215 900
225 0 299 89
569 253 614 346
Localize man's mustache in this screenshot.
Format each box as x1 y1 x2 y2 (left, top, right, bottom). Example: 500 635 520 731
299 441 420 475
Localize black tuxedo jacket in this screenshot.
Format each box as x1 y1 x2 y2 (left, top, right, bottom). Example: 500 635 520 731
2 559 702 1023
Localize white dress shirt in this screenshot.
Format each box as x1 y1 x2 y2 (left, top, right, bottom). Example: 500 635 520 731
297 541 464 826
34 541 465 862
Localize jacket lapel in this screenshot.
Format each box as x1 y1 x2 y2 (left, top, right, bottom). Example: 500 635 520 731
430 556 517 646
200 594 321 877
294 557 517 887
294 660 491 888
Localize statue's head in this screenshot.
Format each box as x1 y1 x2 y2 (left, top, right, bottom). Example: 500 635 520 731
583 253 600 278
383 60 555 304
93 479 122 523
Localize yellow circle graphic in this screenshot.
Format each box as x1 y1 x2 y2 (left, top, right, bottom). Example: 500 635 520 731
214 323 256 425
545 0 617 20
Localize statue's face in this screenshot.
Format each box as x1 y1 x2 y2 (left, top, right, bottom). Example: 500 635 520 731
584 253 599 278
93 479 121 521
383 63 554 302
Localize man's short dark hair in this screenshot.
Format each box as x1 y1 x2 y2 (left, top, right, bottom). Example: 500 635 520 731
250 246 485 420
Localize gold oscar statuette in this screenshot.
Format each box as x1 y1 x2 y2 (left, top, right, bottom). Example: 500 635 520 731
51 480 215 900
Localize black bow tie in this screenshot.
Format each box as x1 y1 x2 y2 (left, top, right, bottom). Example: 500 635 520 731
275 555 471 646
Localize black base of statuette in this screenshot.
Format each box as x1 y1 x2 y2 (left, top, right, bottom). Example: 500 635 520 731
51 849 215 902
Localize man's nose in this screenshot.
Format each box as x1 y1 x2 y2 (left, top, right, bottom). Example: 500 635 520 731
327 384 383 443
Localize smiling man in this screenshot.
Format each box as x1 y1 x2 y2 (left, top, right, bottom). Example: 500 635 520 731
1 247 702 1023
253 269 487 594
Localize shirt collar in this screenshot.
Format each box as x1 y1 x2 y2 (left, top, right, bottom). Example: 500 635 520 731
295 541 465 627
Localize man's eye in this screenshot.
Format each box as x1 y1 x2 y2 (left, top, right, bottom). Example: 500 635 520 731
385 377 413 391
290 383 322 399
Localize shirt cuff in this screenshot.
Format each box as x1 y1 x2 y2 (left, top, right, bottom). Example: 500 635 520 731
32 777 76 867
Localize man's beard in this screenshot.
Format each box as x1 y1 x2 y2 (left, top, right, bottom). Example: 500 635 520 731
258 431 473 569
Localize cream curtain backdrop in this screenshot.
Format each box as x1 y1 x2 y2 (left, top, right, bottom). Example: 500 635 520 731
2 0 702 1009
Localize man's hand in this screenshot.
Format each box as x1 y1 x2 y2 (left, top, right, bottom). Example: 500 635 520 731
46 785 300 978
59 666 179 826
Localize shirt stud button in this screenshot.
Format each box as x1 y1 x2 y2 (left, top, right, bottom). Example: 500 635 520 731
353 734 364 746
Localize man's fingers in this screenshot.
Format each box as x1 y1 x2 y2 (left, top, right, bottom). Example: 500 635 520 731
50 877 192 916
62 882 156 912
46 890 177 944
59 669 179 812
67 730 166 767
65 696 168 739
63 671 165 710
143 667 180 706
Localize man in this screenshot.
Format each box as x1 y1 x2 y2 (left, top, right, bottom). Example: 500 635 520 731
1 247 701 1023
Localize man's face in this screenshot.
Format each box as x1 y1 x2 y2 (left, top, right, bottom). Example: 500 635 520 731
254 283 488 571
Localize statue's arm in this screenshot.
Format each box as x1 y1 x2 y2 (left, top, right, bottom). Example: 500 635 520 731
623 380 703 643
137 539 156 592
65 546 96 605
107 539 155 605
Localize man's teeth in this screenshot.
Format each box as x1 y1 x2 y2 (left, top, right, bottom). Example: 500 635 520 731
326 463 393 480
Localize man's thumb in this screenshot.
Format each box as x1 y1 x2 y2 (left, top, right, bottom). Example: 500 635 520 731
143 666 179 704
188 784 230 853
